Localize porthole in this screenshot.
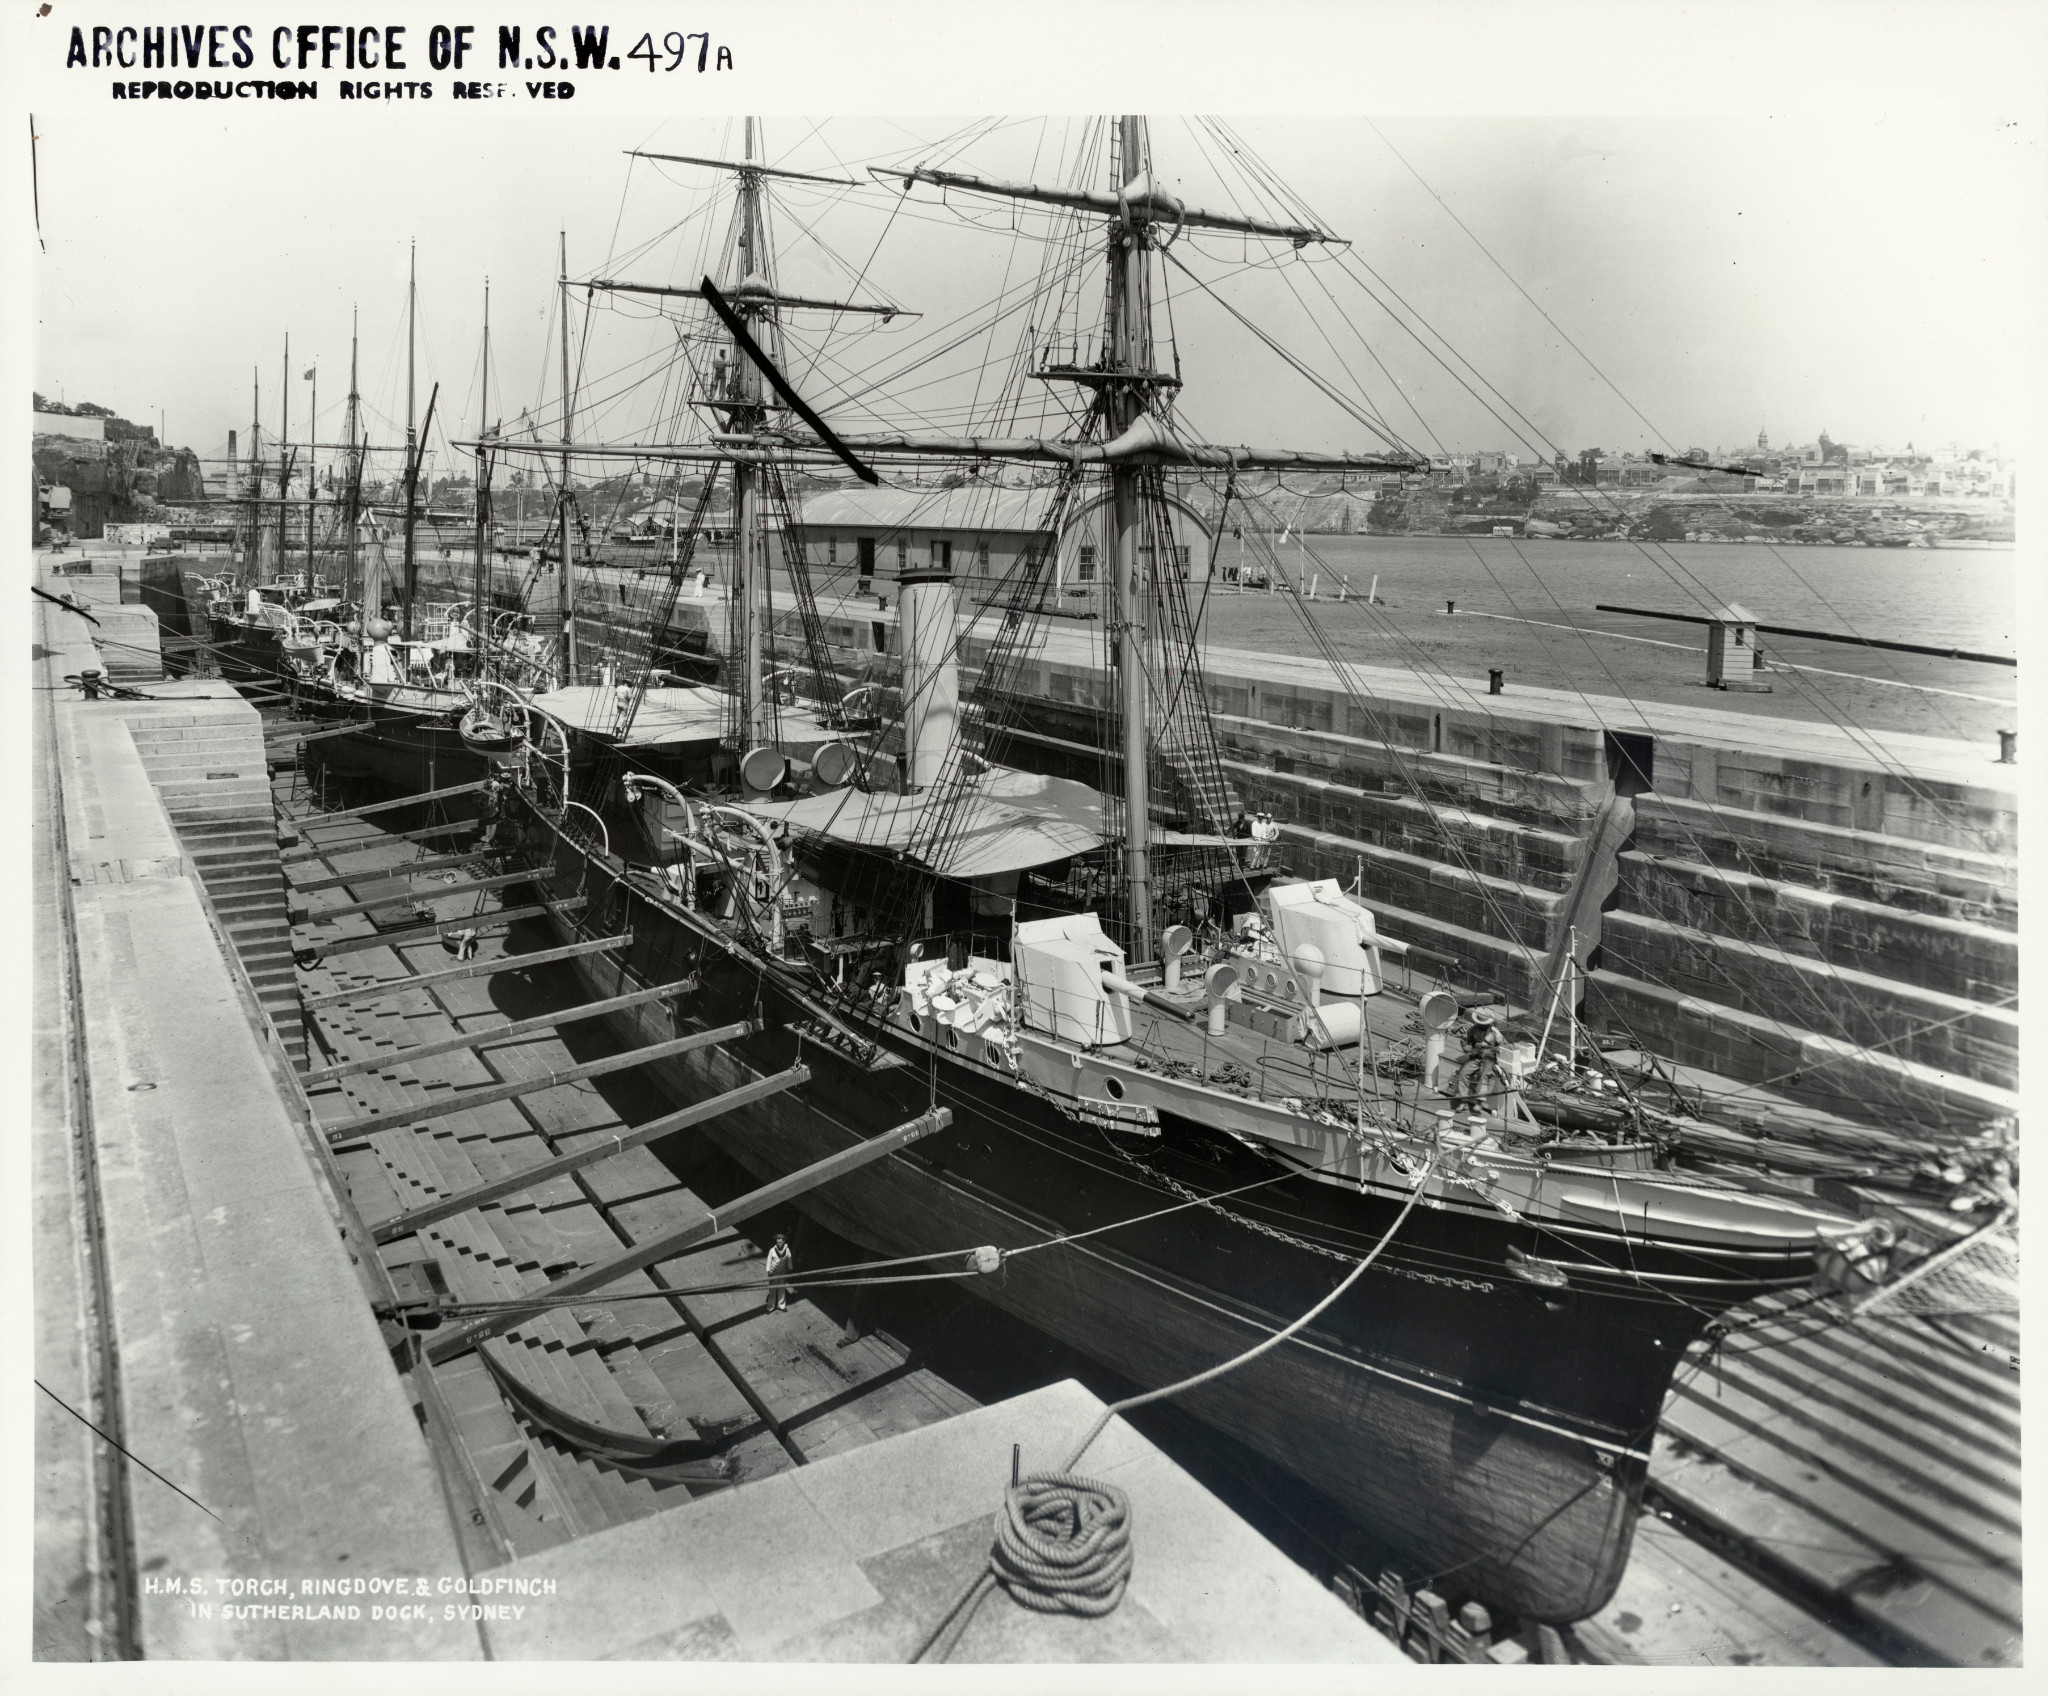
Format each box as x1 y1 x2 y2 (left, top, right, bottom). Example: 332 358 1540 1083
1103 1075 1126 1100
945 1027 960 1051
908 1012 923 1035
985 1044 1006 1067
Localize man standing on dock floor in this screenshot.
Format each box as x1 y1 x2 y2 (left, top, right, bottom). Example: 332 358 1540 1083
765 1234 793 1312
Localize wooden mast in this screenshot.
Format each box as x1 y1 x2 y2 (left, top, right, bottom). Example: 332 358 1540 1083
278 332 289 580
734 117 769 750
305 362 317 584
472 279 492 637
244 366 260 587
557 232 578 681
341 306 361 606
401 242 419 642
1109 114 1154 962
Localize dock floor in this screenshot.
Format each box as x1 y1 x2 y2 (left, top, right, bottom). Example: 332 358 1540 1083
279 769 985 1558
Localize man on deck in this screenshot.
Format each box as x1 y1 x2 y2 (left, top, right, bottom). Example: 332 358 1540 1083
1452 1007 1506 1110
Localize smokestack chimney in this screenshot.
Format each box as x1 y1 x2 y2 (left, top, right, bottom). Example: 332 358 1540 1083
898 555 958 791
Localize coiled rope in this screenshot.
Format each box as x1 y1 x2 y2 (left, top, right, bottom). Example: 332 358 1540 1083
912 1156 1437 1662
991 1473 1134 1616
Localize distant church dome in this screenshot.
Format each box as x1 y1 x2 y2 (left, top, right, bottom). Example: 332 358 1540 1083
1757 425 1769 452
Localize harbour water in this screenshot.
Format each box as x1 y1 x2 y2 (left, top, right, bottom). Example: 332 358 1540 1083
1197 536 2016 744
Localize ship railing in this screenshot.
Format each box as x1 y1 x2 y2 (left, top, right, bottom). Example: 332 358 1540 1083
1016 978 1120 1052
907 929 1013 970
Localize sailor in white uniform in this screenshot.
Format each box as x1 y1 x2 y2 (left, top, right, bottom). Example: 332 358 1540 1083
764 1234 793 1312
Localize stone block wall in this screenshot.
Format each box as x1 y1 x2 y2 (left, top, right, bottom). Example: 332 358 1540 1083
1632 793 2015 930
1599 910 2016 1089
1648 739 2016 857
1615 852 2018 1001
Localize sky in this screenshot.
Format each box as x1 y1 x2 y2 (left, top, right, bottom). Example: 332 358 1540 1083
20 12 2047 476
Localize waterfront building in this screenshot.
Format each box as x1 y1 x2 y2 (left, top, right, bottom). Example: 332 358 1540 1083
798 482 1212 616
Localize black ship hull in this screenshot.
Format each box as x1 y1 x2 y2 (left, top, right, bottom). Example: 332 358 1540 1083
509 796 1819 1623
302 687 493 798
206 611 293 691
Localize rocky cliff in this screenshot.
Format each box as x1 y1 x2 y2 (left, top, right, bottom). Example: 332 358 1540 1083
33 401 205 538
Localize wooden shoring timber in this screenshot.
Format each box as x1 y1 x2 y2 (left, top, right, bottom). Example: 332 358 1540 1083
323 1017 759 1149
373 1064 809 1244
306 976 699 1084
476 1347 732 1482
281 777 491 826
424 1106 952 1362
302 896 586 963
299 932 632 1010
291 868 533 923
280 819 472 863
289 849 487 895
270 717 382 748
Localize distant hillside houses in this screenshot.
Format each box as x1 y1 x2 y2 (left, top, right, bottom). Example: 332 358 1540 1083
1540 433 2012 500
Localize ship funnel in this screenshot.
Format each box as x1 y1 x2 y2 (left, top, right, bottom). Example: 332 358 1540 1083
899 560 958 792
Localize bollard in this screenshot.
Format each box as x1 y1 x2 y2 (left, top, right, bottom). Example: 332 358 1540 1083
1998 730 2017 764
1446 598 1456 615
1488 668 1504 695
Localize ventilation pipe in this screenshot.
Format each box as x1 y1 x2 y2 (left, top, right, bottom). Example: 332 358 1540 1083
1160 924 1194 991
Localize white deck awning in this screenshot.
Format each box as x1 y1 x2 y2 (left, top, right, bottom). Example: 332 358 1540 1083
746 767 1105 878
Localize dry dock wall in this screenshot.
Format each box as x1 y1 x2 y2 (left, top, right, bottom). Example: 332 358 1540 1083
39 554 163 685
967 620 2018 1135
35 598 477 1659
